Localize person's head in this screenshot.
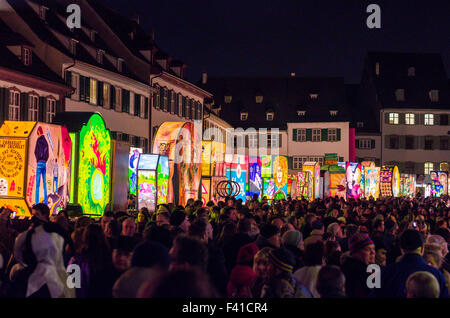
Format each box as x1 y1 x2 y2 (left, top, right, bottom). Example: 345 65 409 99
131 240 170 270
280 223 295 236
311 220 324 233
169 235 208 271
373 219 385 233
193 200 203 210
156 211 170 227
101 211 115 231
237 218 252 234
373 237 387 267
344 224 358 238
236 243 259 267
31 203 50 223
170 209 189 232
105 219 122 239
260 223 281 248
400 229 425 255
221 206 238 222
316 265 346 297
226 197 235 207
271 218 284 230
268 248 295 276
305 213 316 226
349 233 375 265
406 271 440 298
426 235 448 258
112 236 137 272
282 230 303 250
121 218 137 237
253 247 274 280
304 241 325 266
188 218 208 242
423 244 443 269
327 223 343 239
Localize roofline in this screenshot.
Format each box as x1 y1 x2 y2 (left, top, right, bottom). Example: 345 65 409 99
153 71 213 98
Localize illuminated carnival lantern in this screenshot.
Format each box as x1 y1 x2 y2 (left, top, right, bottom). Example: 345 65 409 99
361 161 380 199
345 162 364 199
302 162 320 201
248 156 263 199
225 154 248 202
0 121 71 217
430 171 448 198
201 140 227 205
400 174 416 198
323 164 346 199
129 147 143 196
380 165 400 197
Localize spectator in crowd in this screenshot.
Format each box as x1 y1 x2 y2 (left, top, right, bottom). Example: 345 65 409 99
155 211 171 229
406 271 440 298
169 208 190 240
293 241 324 297
326 223 343 242
227 243 259 297
282 230 304 271
316 265 346 298
169 235 208 271
304 220 324 247
255 224 281 250
223 218 254 273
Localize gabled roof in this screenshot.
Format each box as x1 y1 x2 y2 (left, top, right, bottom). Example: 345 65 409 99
199 77 350 130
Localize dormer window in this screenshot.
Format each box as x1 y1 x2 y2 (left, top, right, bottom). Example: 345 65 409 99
22 47 32 66
266 112 274 121
69 39 78 55
129 31 134 40
408 67 415 77
224 95 232 103
309 93 318 100
330 110 338 116
240 112 248 121
39 6 48 21
96 49 104 64
297 110 306 116
429 90 439 102
117 58 124 72
90 30 97 42
395 89 405 101
375 62 380 76
357 122 364 128
255 95 263 103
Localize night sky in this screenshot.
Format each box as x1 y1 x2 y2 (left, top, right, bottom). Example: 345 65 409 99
106 0 450 84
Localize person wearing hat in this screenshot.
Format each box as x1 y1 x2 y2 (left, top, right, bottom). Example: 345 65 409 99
372 229 449 298
169 208 190 240
265 248 312 298
282 230 305 271
304 220 324 247
340 233 375 298
227 243 259 297
255 223 281 250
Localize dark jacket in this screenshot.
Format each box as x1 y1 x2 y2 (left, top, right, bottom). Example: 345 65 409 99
254 235 278 250
371 253 449 298
223 233 253 273
340 256 372 298
34 135 49 163
284 245 305 271
207 241 229 297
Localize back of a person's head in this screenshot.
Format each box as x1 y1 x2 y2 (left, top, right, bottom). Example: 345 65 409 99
304 240 324 266
131 240 170 269
237 218 251 234
143 224 172 249
220 206 233 217
145 267 218 298
406 271 440 298
400 229 424 252
103 211 114 219
188 218 207 239
316 265 345 297
107 219 122 237
171 235 208 270
75 216 93 230
32 203 50 220
345 224 358 237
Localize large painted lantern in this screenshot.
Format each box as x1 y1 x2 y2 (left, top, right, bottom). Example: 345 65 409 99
249 156 262 199
323 165 346 199
226 154 248 202
380 165 400 197
273 156 288 200
129 147 143 196
201 141 227 204
302 162 320 200
430 171 448 197
0 121 71 217
136 154 169 211
364 167 381 199
111 141 130 212
400 174 416 198
346 162 364 199
153 122 201 206
296 171 313 200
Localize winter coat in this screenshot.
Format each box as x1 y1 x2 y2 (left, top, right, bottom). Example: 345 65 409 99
227 265 256 297
341 256 371 298
223 233 253 273
293 265 322 298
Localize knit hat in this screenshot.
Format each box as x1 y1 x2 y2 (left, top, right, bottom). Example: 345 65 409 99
260 223 280 239
131 240 171 269
236 243 259 265
170 209 186 227
268 248 294 273
282 230 303 248
400 229 424 251
349 233 374 254
312 220 324 230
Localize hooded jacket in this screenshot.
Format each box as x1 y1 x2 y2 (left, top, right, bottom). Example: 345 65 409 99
34 135 49 163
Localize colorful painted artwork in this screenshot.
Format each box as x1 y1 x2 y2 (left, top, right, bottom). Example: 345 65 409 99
128 147 142 196
430 171 448 198
303 162 320 200
273 156 288 199
380 165 400 197
262 178 275 200
249 157 262 198
346 162 364 199
297 171 312 199
329 173 346 198
226 154 248 201
400 174 416 198
202 141 212 177
261 155 272 178
0 138 26 199
157 156 169 205
69 132 76 204
137 170 156 211
201 178 211 205
365 167 380 199
78 114 111 216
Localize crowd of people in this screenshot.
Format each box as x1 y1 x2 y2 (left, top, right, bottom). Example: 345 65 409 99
0 193 449 298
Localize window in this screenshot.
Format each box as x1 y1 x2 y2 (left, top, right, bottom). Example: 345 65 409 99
389 136 399 149
39 6 48 21
22 47 31 66
191 101 195 120
9 90 20 121
309 94 318 100
224 95 232 103
295 129 306 142
90 79 97 105
171 91 176 114
297 110 306 116
389 113 399 124
122 89 130 113
103 84 110 108
46 99 56 123
140 96 146 119
375 62 380 75
359 139 372 149
72 73 79 100
405 113 415 125
28 95 38 121
424 162 433 175
440 162 449 172
240 112 248 121
424 136 434 150
115 87 122 111
117 58 124 72
178 94 183 116
328 129 337 141
266 112 274 121
163 88 168 111
440 114 449 126
293 157 308 170
309 156 324 166
424 113 434 125
312 129 321 142
134 94 141 117
96 50 104 64
408 67 415 77
440 136 449 150
357 122 364 128
255 95 263 103
330 110 338 116
248 134 258 148
395 89 405 101
429 90 439 102
405 136 415 149
185 98 191 119
70 39 78 55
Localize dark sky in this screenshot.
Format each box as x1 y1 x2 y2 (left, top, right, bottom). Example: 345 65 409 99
106 0 450 84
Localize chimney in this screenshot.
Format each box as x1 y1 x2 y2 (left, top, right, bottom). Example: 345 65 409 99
202 71 207 85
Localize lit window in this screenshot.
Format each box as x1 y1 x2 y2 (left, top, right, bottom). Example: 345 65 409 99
28 95 39 121
266 112 274 121
103 84 110 108
97 50 104 64
309 94 318 100
359 139 372 149
312 128 321 142
46 99 56 123
8 90 20 121
405 113 415 125
296 129 306 142
357 122 364 128
330 110 338 116
375 62 380 75
408 67 415 76
23 47 31 66
249 134 258 148
395 89 405 101
328 129 337 142
224 95 232 103
293 157 308 170
440 162 449 171
90 79 97 105
389 113 399 124
429 90 439 102
255 95 263 103
70 39 78 55
424 113 434 125
117 58 124 72
424 162 433 175
297 110 306 116
240 112 248 121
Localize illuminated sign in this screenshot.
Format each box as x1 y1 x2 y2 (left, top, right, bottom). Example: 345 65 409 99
303 162 320 200
262 178 275 200
129 147 142 196
137 170 156 211
329 173 346 198
400 174 416 198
